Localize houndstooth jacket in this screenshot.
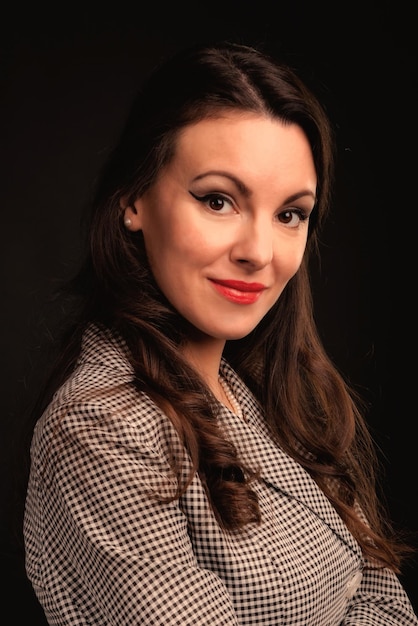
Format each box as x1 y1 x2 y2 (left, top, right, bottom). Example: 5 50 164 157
24 324 418 625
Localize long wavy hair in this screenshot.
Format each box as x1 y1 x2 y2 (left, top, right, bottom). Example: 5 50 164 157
29 41 409 571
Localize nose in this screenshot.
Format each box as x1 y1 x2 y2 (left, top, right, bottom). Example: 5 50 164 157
230 216 274 269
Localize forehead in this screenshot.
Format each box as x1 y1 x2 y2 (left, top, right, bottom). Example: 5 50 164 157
169 112 316 187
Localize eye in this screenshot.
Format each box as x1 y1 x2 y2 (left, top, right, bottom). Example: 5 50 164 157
277 208 309 228
189 191 235 214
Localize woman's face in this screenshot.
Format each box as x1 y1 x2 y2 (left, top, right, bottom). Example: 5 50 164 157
129 112 317 342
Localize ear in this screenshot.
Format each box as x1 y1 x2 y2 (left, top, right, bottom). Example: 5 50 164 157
122 198 143 232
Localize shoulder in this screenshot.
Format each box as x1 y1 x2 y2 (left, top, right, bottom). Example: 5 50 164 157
33 324 182 465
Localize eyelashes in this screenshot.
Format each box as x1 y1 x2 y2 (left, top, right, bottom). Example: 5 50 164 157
278 209 310 225
189 191 234 213
189 190 312 228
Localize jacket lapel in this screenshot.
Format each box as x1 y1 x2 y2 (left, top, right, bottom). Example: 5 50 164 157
220 360 362 557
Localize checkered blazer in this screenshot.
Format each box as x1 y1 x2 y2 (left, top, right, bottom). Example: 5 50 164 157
24 324 417 625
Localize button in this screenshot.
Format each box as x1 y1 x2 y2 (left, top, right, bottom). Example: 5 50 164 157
345 571 363 599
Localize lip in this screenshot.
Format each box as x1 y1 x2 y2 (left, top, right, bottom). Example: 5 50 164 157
209 279 266 304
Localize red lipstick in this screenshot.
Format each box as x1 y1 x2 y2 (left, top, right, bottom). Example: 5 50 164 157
209 279 266 304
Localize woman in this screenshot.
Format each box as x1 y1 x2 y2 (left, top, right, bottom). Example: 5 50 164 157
23 41 417 624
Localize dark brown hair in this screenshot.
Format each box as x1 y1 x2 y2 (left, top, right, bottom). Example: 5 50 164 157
32 41 408 571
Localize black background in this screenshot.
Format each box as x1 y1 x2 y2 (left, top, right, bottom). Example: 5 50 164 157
1 1 416 620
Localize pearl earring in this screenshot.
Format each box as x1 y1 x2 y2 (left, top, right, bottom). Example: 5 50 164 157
124 217 132 228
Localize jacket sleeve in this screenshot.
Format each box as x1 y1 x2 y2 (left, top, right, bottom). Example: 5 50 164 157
24 399 240 625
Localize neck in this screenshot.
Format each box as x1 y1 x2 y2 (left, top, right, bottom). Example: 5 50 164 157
180 337 242 417
180 336 226 398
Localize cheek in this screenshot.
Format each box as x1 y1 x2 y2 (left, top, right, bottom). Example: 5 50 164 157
275 238 307 278
144 224 215 276
169 219 222 261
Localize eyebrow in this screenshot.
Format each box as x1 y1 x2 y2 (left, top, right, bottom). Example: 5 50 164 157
191 170 317 204
192 170 250 195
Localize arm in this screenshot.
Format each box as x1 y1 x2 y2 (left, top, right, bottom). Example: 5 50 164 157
25 398 240 625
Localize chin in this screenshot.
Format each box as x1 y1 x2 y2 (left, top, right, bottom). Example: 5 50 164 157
220 328 258 341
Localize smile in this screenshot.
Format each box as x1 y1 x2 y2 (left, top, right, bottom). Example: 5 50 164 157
209 279 266 304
